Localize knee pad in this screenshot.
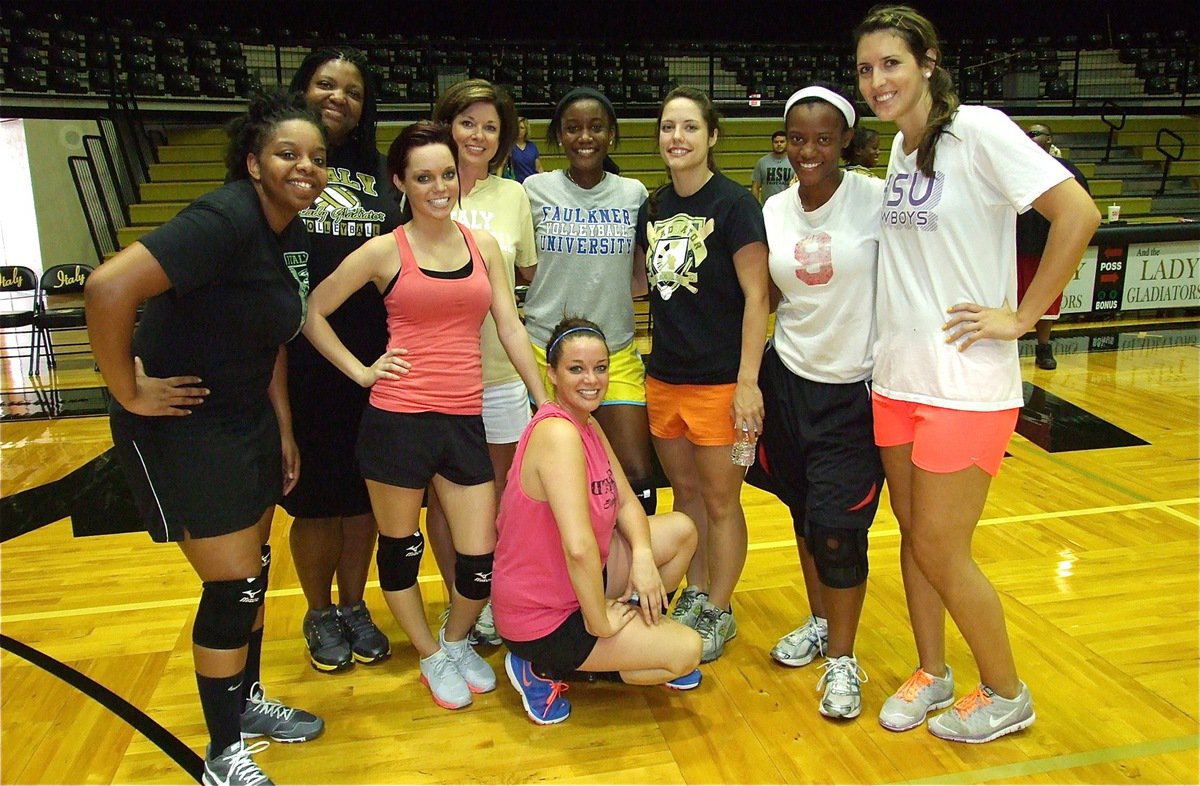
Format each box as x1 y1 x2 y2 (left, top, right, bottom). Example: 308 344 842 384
630 478 658 517
454 551 494 600
193 575 264 649
377 532 423 591
806 525 869 589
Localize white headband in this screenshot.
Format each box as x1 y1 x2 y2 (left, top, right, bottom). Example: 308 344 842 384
784 86 856 129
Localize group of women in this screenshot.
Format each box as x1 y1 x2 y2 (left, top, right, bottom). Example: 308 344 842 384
85 3 1099 779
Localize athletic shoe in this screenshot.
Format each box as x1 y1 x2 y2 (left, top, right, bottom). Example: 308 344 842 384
817 655 867 719
878 666 955 732
694 602 737 663
202 740 273 786
1035 343 1057 370
664 668 702 691
440 626 497 693
302 606 352 673
336 601 391 664
928 683 1035 743
469 601 503 646
505 651 570 725
239 682 324 743
670 585 708 628
419 648 473 710
770 615 829 667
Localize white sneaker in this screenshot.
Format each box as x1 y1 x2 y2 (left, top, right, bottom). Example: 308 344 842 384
770 615 828 667
440 626 497 693
816 655 867 719
202 740 272 786
419 648 472 709
469 601 502 646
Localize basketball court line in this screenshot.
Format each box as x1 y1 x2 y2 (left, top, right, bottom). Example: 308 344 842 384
900 733 1198 784
2 497 1194 625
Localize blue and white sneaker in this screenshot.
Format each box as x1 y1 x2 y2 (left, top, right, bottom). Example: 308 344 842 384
505 651 570 725
664 668 702 691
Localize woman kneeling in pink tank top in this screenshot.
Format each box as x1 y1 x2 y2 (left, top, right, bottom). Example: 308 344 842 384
491 317 702 725
303 120 548 711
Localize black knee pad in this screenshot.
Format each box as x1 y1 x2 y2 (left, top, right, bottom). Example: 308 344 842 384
454 551 494 600
630 478 658 517
806 525 869 589
377 532 423 591
193 574 264 649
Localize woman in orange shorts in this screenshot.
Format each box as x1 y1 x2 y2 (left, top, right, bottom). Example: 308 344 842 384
635 87 769 663
855 5 1100 743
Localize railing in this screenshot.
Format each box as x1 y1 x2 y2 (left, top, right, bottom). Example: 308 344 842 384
1154 128 1185 195
1100 101 1126 163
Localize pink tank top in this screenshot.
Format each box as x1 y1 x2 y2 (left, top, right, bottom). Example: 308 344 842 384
368 222 492 414
491 402 619 642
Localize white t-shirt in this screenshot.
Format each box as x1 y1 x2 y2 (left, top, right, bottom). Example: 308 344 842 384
764 171 884 384
875 105 1072 411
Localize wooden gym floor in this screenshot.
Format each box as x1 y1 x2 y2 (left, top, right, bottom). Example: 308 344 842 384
0 319 1197 784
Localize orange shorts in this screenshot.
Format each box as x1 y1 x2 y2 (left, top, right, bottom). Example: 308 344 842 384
646 377 737 446
872 392 1018 477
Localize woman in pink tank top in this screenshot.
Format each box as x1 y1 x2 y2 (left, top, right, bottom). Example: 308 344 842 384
302 121 548 712
491 318 702 725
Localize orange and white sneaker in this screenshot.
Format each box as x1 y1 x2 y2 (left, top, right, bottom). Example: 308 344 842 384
928 683 1035 743
878 666 955 731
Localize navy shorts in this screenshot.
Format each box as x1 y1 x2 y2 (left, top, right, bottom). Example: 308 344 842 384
356 405 492 489
752 345 883 535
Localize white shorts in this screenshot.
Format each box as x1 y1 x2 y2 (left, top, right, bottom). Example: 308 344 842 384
482 379 531 444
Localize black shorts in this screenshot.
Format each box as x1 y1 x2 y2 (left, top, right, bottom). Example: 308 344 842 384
356 406 492 489
502 608 598 673
281 361 372 518
110 404 280 543
753 346 883 534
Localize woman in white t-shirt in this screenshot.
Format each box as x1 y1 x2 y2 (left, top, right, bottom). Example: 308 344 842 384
854 5 1100 744
757 85 884 723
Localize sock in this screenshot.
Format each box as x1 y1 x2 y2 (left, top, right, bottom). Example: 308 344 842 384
240 628 263 713
197 672 244 756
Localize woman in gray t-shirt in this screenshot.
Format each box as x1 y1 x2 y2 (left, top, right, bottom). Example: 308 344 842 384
523 87 657 517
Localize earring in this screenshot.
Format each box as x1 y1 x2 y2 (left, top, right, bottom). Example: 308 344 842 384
924 71 932 78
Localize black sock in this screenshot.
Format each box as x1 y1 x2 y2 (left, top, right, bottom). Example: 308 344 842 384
241 628 263 712
197 672 244 757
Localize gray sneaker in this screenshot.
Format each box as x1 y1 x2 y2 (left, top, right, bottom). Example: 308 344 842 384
817 655 867 719
469 601 503 646
928 682 1035 743
302 606 352 673
670 585 708 628
337 601 391 664
440 626 497 693
771 615 828 667
239 682 324 743
878 666 955 732
695 601 737 663
419 647 472 709
202 740 273 786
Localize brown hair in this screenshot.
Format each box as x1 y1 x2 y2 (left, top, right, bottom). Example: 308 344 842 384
431 79 518 173
385 120 458 222
854 4 959 177
647 86 722 221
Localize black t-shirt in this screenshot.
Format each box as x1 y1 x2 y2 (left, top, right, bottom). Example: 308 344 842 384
291 146 400 368
1016 158 1089 256
636 172 767 384
127 179 309 420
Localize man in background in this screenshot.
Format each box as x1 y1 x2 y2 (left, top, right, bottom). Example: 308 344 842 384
751 130 793 204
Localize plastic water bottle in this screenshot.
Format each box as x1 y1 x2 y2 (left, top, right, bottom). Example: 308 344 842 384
731 429 756 467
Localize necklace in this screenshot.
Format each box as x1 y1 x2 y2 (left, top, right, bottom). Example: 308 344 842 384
566 168 605 189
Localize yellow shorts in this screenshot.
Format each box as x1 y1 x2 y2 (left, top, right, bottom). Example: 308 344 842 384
646 377 738 446
532 341 648 406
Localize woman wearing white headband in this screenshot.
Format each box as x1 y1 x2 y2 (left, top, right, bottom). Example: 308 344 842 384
751 83 886 721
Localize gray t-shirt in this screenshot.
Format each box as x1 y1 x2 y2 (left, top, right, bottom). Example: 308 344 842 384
523 170 649 350
753 153 794 202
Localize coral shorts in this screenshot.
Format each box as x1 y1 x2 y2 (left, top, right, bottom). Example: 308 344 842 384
872 392 1017 477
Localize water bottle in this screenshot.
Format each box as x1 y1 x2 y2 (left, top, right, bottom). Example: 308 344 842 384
731 428 756 467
